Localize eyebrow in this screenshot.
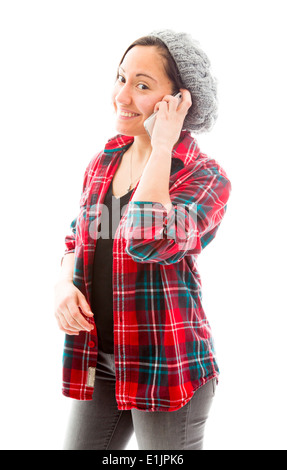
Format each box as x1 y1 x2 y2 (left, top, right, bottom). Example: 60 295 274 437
119 66 157 83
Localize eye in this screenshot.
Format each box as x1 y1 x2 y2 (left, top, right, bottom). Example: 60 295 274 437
116 73 149 91
117 74 125 83
138 83 149 90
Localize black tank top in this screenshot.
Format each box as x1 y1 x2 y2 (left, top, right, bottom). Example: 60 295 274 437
91 179 133 353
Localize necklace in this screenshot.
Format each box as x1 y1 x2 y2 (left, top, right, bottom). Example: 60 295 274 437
127 146 150 192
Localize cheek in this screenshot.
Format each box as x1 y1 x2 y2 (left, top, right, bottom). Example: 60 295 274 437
111 85 160 118
111 88 118 111
138 97 158 117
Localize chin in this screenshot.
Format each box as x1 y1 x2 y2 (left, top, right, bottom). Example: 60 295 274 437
115 122 145 137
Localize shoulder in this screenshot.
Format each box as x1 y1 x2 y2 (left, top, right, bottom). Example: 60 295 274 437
87 134 134 170
174 131 231 186
84 149 104 182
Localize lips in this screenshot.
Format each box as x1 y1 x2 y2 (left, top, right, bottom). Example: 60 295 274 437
118 108 140 118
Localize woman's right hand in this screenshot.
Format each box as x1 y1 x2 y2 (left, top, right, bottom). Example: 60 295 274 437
54 280 94 335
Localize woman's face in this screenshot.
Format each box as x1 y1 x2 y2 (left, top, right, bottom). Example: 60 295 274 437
112 46 174 137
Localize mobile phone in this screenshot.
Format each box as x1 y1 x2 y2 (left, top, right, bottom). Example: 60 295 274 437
144 92 183 139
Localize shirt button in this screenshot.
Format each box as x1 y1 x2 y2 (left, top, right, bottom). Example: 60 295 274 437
88 341 95 348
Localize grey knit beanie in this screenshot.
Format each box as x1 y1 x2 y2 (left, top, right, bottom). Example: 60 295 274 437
149 29 218 133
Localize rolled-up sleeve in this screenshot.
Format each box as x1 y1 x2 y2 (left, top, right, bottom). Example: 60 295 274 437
64 217 77 252
60 217 77 266
124 165 232 265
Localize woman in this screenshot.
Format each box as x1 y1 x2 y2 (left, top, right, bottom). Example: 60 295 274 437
54 29 232 450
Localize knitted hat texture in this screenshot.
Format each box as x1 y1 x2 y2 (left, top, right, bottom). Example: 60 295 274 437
149 29 218 133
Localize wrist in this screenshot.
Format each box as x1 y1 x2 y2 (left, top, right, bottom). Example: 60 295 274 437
55 277 73 287
151 143 173 157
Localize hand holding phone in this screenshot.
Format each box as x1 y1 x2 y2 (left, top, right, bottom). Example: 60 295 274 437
144 92 183 139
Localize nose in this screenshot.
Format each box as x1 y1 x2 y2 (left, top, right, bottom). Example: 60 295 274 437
115 83 133 106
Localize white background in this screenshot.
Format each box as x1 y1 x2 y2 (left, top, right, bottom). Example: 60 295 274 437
0 0 286 450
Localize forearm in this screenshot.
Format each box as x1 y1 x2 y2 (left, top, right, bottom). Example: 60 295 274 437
57 252 75 282
131 145 173 213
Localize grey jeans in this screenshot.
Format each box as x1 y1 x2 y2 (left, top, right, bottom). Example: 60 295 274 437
63 349 217 451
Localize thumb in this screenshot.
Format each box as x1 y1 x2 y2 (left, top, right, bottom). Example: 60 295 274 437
78 293 94 317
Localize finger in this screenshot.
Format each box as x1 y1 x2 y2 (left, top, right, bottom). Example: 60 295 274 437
55 311 80 335
179 88 192 111
166 95 180 111
56 305 83 331
157 95 178 112
154 100 168 114
59 304 83 331
58 319 80 335
66 302 94 331
78 294 94 318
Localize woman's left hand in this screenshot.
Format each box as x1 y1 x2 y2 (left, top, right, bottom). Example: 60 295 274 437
151 88 192 151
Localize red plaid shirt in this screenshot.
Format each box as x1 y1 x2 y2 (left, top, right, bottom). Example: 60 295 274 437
62 130 232 411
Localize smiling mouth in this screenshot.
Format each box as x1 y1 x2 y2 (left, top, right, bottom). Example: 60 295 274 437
118 110 140 119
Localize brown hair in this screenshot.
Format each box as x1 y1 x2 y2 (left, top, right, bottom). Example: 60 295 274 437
117 36 185 94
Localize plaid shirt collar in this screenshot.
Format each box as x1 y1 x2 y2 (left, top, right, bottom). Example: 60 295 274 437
103 131 200 166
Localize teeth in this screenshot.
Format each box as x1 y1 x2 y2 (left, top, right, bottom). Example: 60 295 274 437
120 111 138 117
